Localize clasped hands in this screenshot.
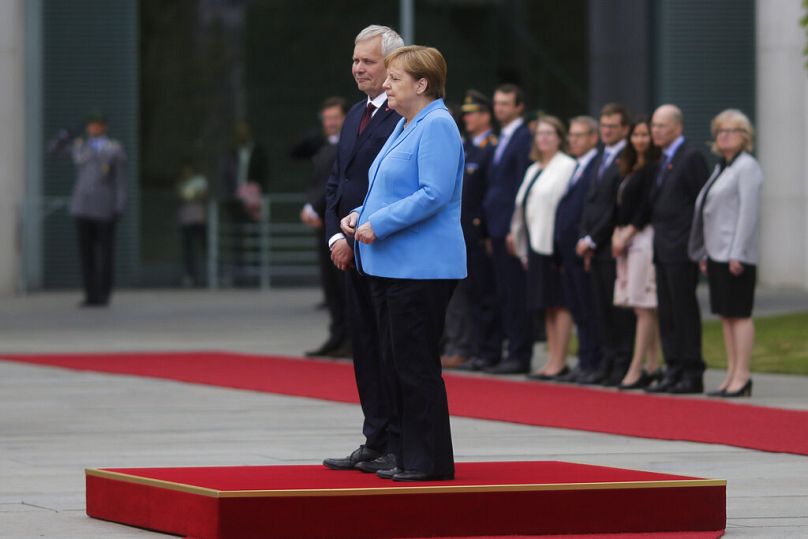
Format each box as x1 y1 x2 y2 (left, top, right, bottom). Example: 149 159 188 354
340 212 376 244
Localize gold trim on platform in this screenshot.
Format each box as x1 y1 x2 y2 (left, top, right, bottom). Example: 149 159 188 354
86 468 726 499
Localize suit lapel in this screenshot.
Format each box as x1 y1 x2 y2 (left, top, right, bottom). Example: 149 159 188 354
344 101 396 171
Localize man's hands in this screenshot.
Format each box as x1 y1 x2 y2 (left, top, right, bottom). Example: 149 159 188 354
330 239 354 271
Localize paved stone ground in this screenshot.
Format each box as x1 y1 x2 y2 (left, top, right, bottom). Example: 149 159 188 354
1 287 807 538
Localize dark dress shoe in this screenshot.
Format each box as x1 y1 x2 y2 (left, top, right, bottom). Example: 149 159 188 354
645 376 678 393
667 378 704 394
326 342 353 359
355 454 397 473
323 445 381 470
706 388 727 397
376 467 402 480
484 359 529 375
305 339 341 357
456 357 496 372
392 470 454 482
576 369 605 385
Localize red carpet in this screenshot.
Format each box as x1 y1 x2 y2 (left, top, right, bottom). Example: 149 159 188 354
86 461 726 538
4 351 807 455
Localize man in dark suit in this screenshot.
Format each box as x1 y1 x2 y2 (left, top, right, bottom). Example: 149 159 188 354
322 25 404 472
292 97 351 358
645 104 709 394
554 116 601 383
442 90 503 370
576 103 636 385
473 83 533 375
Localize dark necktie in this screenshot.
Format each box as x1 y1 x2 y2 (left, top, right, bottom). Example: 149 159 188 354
656 153 671 187
597 150 611 181
358 102 376 135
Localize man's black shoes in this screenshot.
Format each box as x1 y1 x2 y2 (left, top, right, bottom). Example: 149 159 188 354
355 454 397 473
323 445 381 470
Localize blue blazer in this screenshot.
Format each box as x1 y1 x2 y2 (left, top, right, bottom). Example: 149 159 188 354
354 99 466 280
324 98 401 248
482 122 532 239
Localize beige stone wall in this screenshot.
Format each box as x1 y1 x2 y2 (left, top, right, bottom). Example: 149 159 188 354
756 0 808 288
0 0 25 295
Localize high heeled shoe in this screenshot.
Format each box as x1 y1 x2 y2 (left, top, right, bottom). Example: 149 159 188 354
617 371 652 390
706 388 727 397
721 379 753 398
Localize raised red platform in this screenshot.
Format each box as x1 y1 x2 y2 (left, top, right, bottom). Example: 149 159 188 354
86 461 725 538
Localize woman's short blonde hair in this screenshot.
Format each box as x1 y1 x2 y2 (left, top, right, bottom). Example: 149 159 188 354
529 115 568 162
384 45 447 99
711 108 754 154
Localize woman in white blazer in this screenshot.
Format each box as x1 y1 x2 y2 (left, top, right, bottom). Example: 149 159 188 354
688 109 762 398
508 116 577 380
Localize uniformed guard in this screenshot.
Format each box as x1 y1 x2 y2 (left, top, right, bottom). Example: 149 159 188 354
442 90 503 370
51 111 127 307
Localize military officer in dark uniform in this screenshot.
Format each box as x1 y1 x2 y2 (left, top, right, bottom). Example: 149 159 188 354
444 90 503 370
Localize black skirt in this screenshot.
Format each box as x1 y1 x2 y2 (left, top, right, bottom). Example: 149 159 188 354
707 258 756 318
527 249 566 311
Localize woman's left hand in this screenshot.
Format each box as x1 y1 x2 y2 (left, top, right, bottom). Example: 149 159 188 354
729 259 744 276
355 222 377 244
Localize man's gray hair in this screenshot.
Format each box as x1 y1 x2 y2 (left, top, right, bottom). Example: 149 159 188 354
355 25 404 56
570 115 598 134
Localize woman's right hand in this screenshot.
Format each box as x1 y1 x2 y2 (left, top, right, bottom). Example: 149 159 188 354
699 259 708 275
340 212 359 237
505 233 515 256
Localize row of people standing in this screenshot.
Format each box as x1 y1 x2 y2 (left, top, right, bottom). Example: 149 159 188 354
444 89 762 397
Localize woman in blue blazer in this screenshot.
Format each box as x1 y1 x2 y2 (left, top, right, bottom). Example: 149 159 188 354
341 45 465 482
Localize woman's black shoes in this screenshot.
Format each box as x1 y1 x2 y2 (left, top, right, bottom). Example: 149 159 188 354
707 379 753 398
722 379 753 398
617 371 652 390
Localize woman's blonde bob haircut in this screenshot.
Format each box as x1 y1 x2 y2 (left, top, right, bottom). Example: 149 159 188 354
710 108 755 154
384 45 447 99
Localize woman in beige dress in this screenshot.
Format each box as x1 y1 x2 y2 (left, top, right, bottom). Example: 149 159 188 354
611 118 662 389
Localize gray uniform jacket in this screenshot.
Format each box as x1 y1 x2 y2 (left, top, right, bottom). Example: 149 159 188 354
69 137 127 221
688 151 763 265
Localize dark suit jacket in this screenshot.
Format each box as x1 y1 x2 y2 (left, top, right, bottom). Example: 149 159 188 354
461 134 496 242
220 143 269 198
555 155 598 259
482 123 532 239
650 140 709 264
579 148 624 259
324 98 401 248
307 142 338 217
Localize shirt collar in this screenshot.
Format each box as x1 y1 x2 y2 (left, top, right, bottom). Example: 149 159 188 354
663 135 685 160
500 117 524 139
367 92 388 110
472 129 492 147
577 148 598 169
604 138 626 155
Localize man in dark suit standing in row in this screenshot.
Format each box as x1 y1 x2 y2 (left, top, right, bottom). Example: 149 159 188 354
322 25 404 472
554 116 602 383
442 90 503 370
293 97 351 358
646 104 709 394
473 83 534 375
576 103 636 385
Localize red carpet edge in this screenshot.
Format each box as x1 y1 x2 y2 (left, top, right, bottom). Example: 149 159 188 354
3 351 806 456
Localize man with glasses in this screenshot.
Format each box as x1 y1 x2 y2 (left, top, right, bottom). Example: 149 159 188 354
576 103 635 385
